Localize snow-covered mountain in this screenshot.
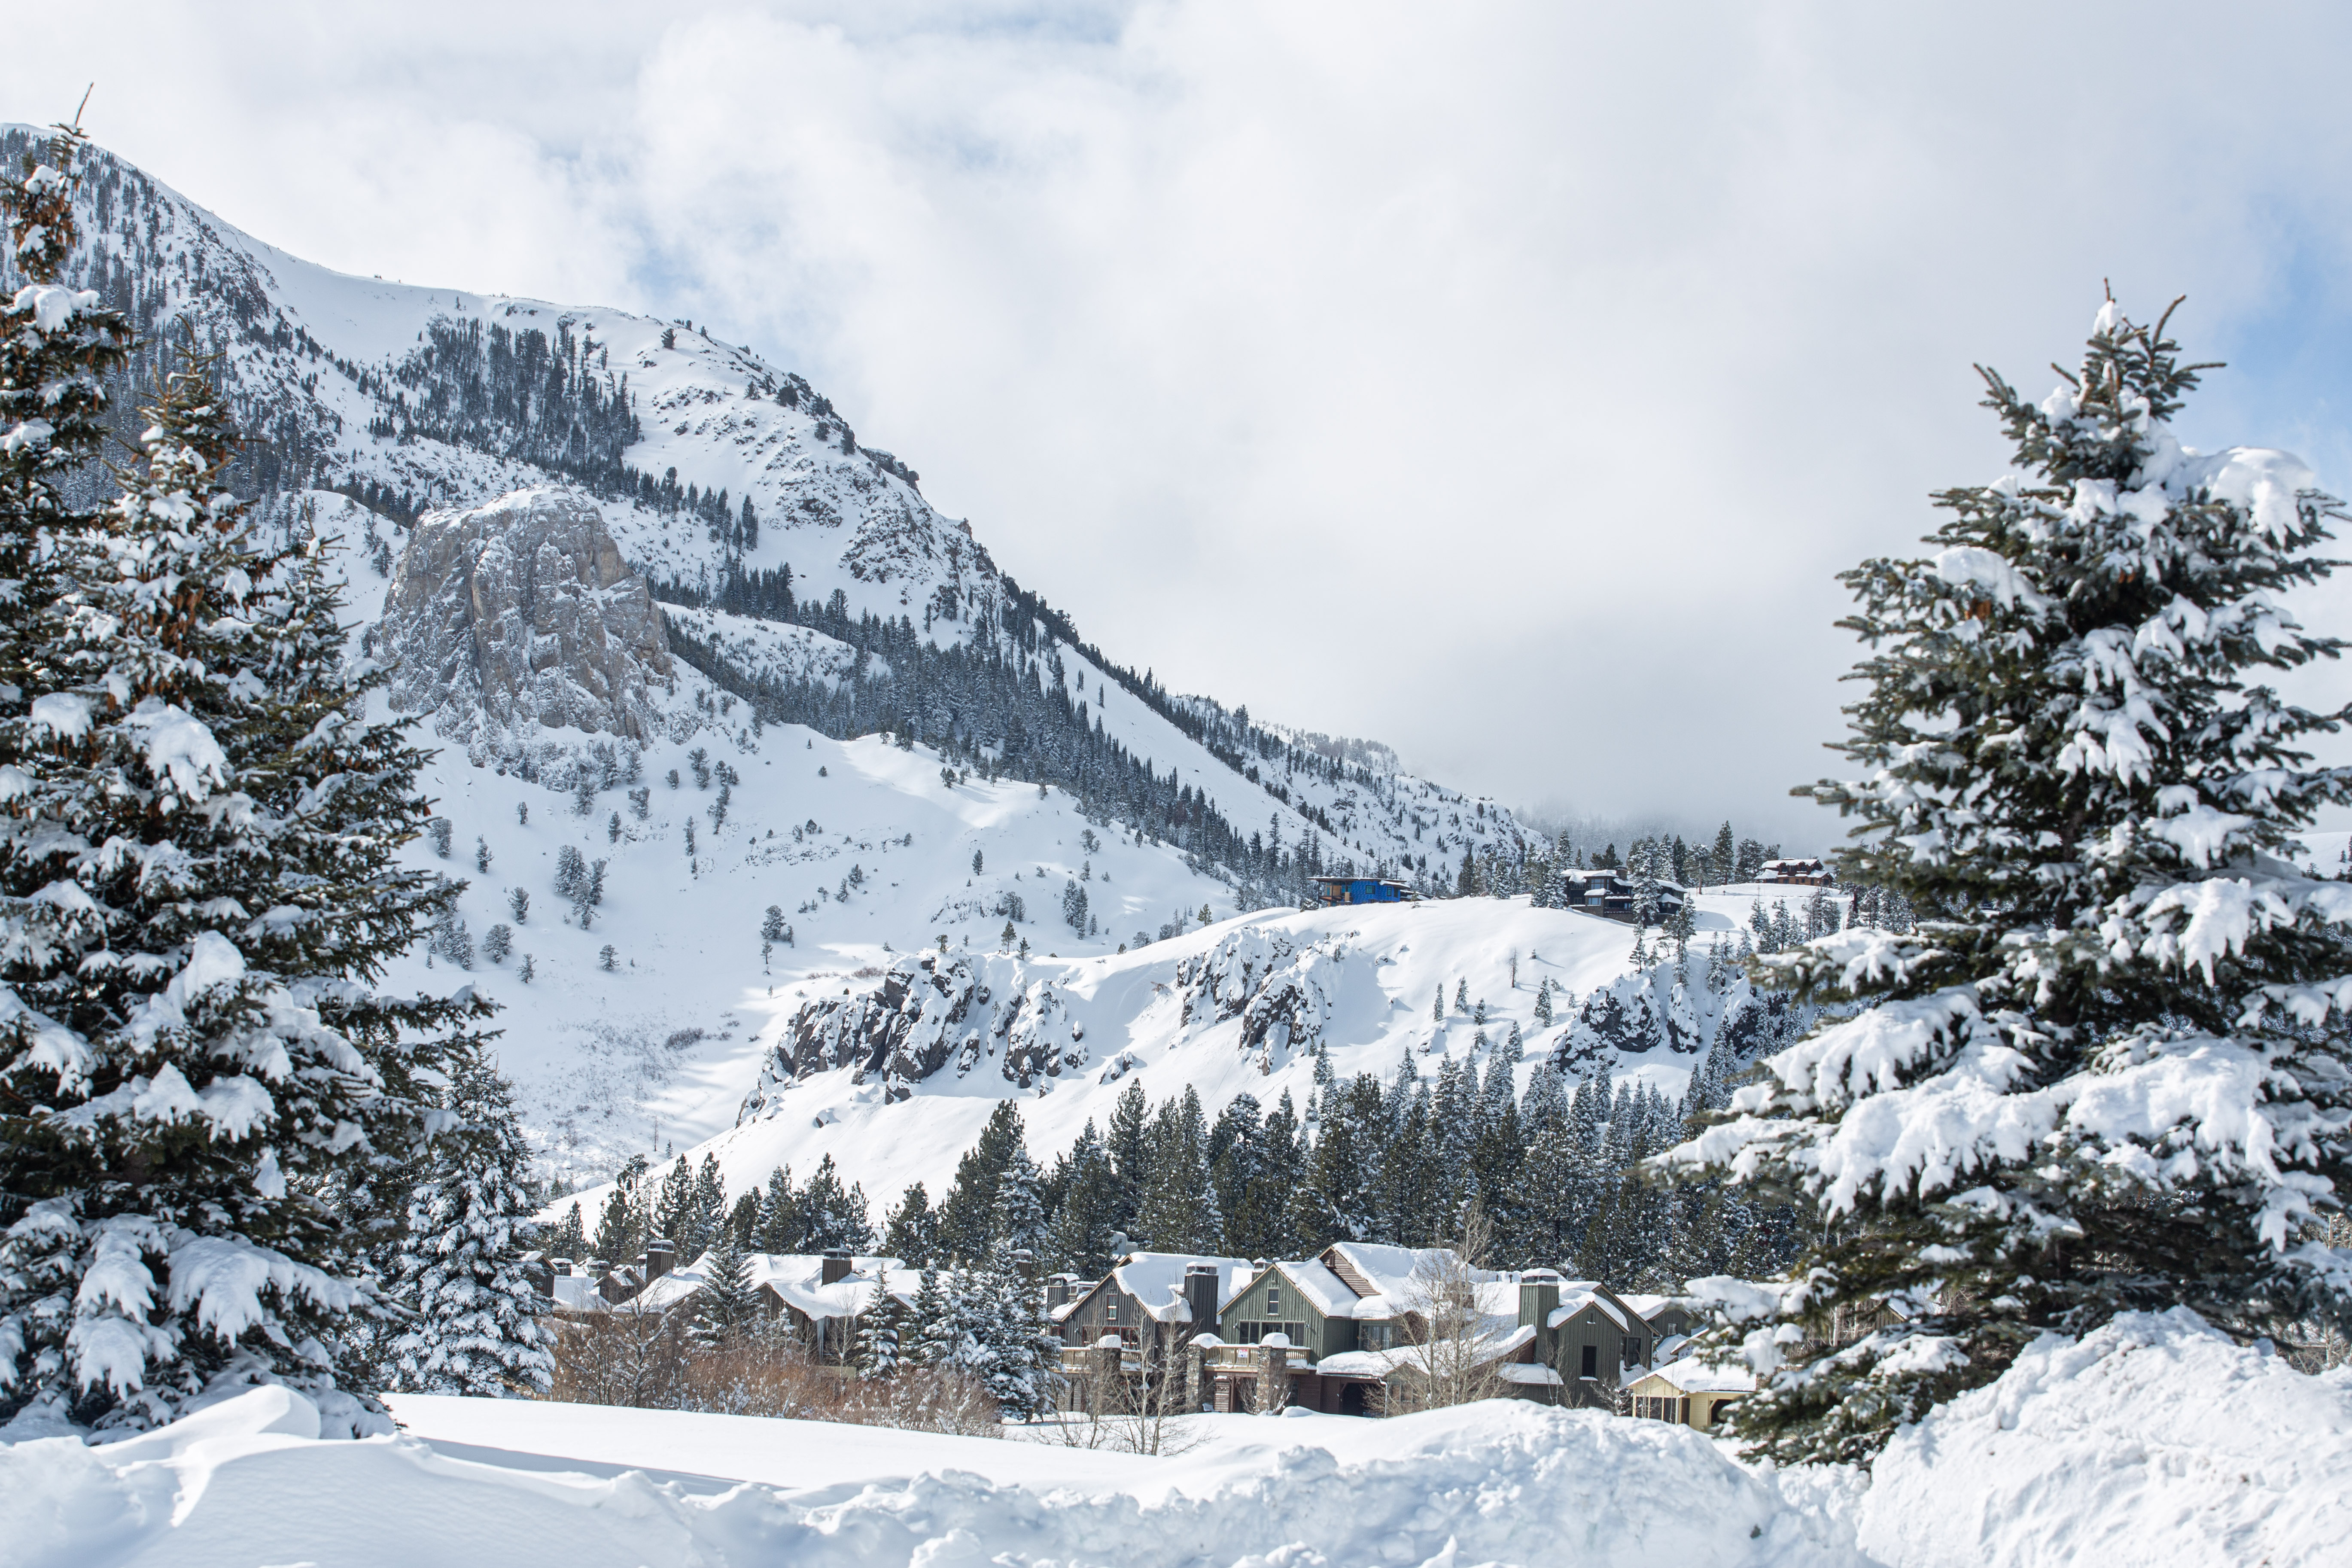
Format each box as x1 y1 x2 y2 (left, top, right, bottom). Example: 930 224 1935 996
10 126 1769 1206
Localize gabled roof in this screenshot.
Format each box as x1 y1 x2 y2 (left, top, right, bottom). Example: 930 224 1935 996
1318 1242 1506 1318
1061 1252 1255 1324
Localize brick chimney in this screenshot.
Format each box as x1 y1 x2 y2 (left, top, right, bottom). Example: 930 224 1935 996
645 1238 675 1279
1184 1264 1220 1334
821 1248 852 1285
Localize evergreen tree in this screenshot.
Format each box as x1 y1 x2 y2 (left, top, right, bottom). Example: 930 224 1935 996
853 1276 903 1381
1103 1080 1152 1240
800 1154 874 1253
1046 1127 1119 1276
545 1202 587 1263
1670 300 2352 1464
910 1264 950 1367
882 1181 937 1265
693 1226 760 1347
0 156 487 1430
387 1047 552 1397
688 1153 727 1258
653 1156 697 1253
1532 977 1554 1028
756 1166 802 1253
938 1102 1026 1262
1132 1096 1216 1252
1295 1075 1380 1245
992 1148 1050 1261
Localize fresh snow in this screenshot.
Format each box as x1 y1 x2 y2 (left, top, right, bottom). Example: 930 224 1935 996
6 1307 2336 1567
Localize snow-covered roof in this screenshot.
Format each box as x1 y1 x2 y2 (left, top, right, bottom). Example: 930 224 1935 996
1314 1321 1533 1381
1549 1287 1631 1332
1087 1253 1255 1323
549 1276 604 1312
1320 1242 1505 1316
1500 1363 1564 1386
1643 1356 1757 1396
1267 1259 1359 1318
633 1252 912 1321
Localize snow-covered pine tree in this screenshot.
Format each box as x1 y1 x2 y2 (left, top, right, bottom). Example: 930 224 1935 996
692 1227 758 1348
852 1276 901 1380
0 299 486 1430
909 1264 949 1367
1667 298 2352 1466
388 1047 552 1397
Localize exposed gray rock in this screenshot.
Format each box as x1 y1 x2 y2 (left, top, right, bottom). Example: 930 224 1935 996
379 486 673 740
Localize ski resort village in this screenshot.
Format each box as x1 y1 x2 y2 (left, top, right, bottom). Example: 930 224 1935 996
7 11 2352 1566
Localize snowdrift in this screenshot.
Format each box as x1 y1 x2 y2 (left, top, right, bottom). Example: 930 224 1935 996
1859 1309 2352 1568
8 1307 2343 1568
2 1389 1858 1568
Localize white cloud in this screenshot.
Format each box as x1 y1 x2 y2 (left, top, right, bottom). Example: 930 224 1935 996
10 1 2352 835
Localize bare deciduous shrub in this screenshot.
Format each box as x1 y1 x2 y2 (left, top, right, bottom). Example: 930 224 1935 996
545 1310 999 1435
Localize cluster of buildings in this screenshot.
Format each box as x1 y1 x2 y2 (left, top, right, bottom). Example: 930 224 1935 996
534 1237 1753 1432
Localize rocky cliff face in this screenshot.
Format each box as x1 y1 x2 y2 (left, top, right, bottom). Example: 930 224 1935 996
380 487 675 740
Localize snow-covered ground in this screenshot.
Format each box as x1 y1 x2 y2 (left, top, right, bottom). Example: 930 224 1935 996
6 1309 2337 1568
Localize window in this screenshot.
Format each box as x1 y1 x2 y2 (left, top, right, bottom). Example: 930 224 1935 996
1579 1344 1597 1378
1360 1323 1393 1351
1622 1336 1643 1368
1266 1288 1282 1314
1104 1300 1118 1322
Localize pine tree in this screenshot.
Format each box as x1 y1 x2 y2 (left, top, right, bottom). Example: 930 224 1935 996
653 1157 696 1254
387 1047 552 1396
692 1226 759 1348
853 1276 902 1380
756 1166 802 1253
0 177 486 1432
910 1264 950 1367
1671 299 2352 1465
938 1102 1025 1262
882 1181 936 1266
800 1154 873 1253
1104 1080 1152 1241
1533 976 1554 1028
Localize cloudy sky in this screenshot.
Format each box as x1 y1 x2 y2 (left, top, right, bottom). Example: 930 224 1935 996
11 2 2352 840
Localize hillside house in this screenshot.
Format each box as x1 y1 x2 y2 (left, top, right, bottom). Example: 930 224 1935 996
1756 858 1832 886
1624 1355 1756 1431
1559 868 1688 924
1312 876 1417 907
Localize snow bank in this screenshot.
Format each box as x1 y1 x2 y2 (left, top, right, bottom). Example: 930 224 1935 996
0 1391 1862 1568
1860 1308 2352 1568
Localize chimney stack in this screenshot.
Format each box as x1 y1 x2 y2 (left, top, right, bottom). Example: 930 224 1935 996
1184 1264 1220 1334
1519 1269 1562 1360
646 1238 676 1279
821 1248 852 1285
1045 1273 1076 1310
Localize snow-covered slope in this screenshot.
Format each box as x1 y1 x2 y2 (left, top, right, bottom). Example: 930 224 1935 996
2 123 1532 891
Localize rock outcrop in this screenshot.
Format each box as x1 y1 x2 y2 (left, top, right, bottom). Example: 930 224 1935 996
379 487 673 740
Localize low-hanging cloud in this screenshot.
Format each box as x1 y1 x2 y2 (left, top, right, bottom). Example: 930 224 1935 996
9 0 2352 841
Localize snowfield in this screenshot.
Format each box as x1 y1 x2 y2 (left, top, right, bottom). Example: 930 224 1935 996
5 1309 2338 1568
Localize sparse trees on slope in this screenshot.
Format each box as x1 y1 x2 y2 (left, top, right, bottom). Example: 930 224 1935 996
1667 299 2352 1465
